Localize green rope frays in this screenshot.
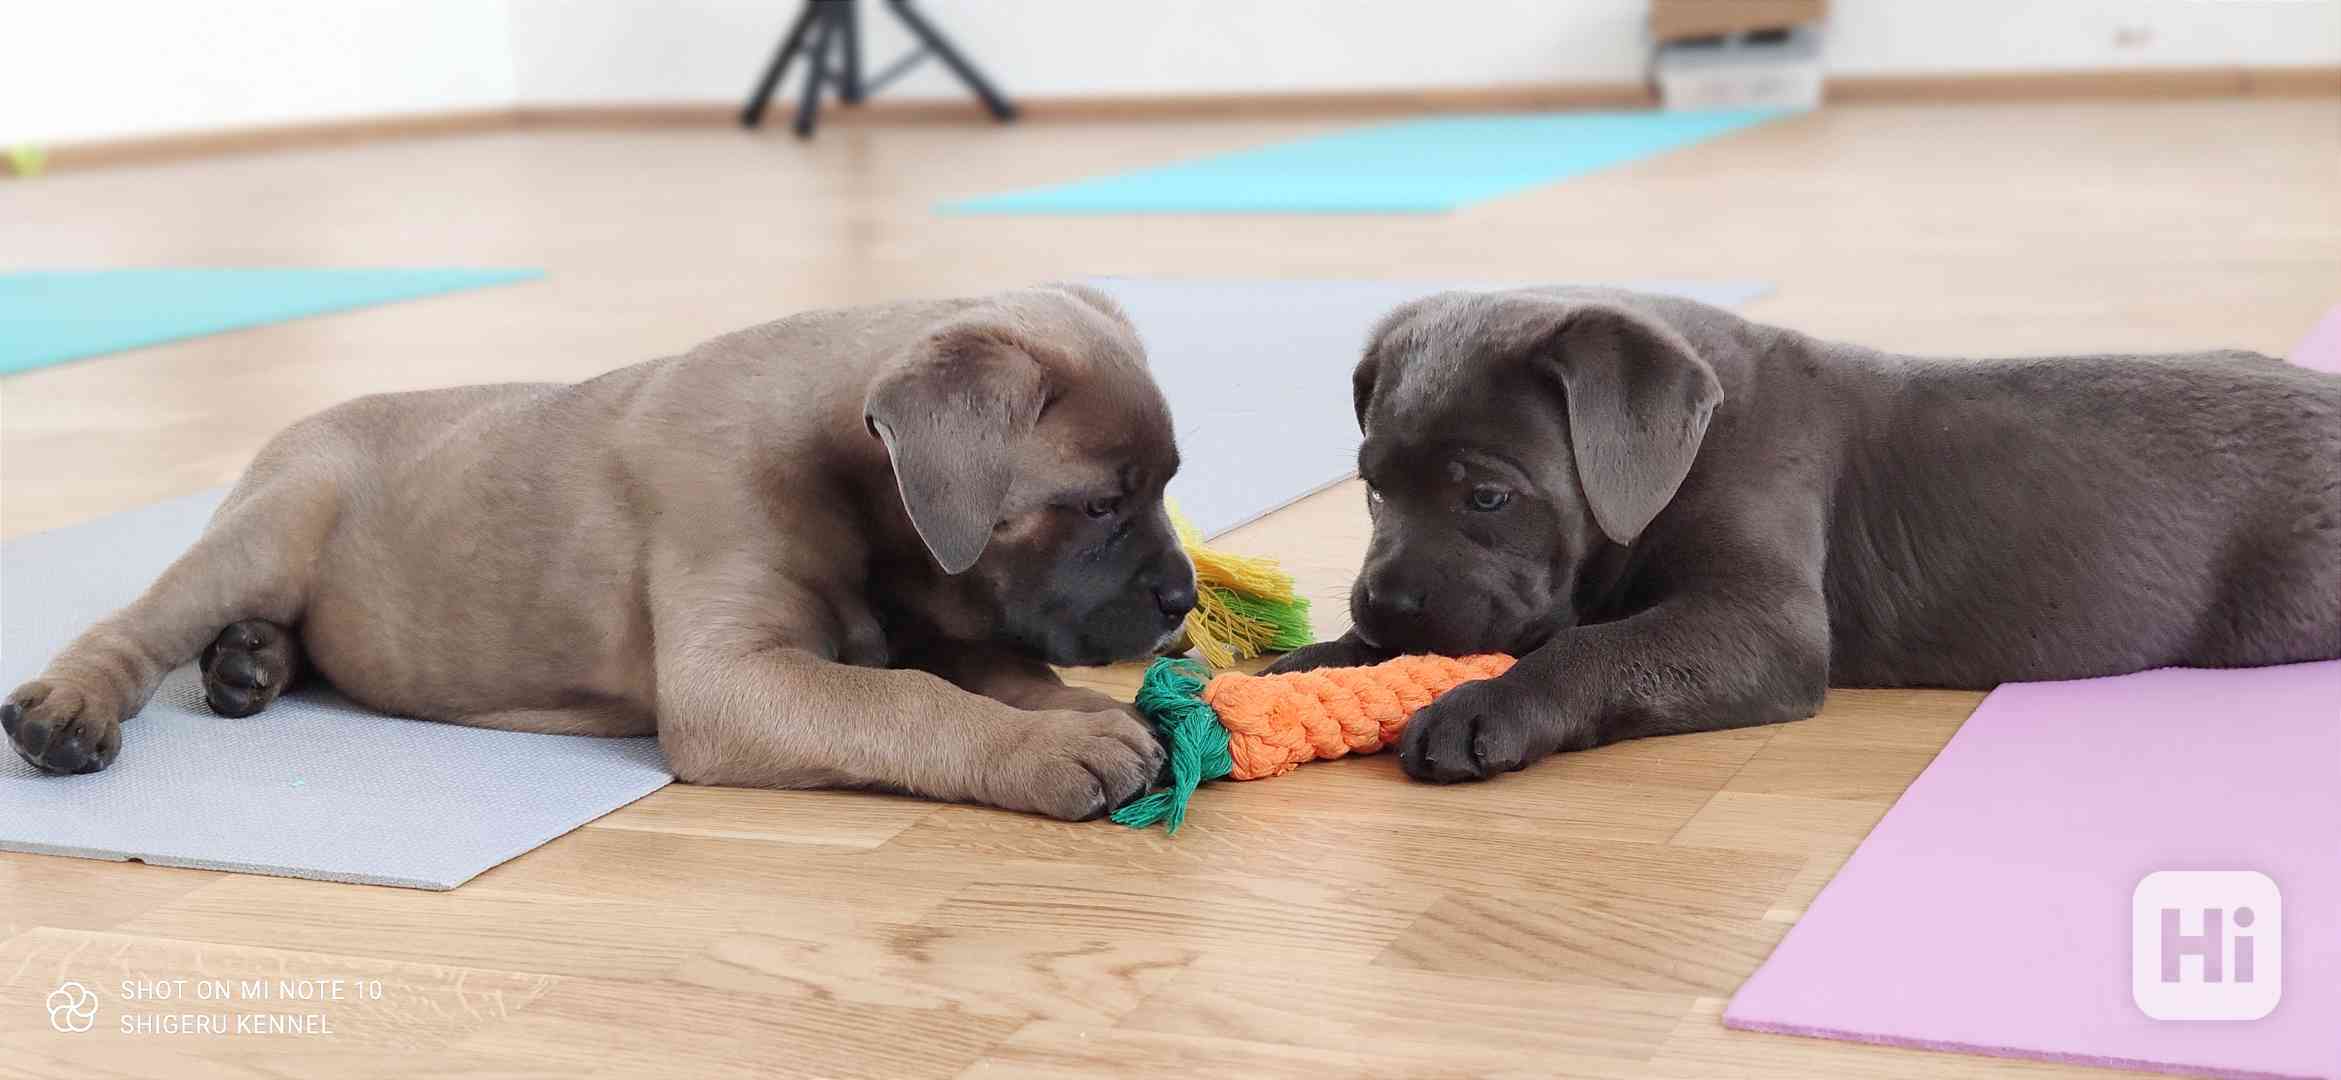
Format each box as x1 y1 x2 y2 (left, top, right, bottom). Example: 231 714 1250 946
1110 657 1235 833
1220 589 1314 651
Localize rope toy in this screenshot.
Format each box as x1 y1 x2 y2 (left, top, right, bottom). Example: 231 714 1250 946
1170 506 1312 667
1113 652 1517 832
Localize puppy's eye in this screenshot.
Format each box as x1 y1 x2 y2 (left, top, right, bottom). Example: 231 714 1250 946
1467 485 1511 512
1084 495 1123 519
1365 485 1385 507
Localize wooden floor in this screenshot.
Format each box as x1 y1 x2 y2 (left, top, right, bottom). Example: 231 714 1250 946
3 98 2335 1078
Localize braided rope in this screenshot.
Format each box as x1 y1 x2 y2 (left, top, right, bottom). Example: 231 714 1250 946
1204 653 1518 780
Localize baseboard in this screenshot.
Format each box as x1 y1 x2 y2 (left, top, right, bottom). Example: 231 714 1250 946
16 66 2335 176
1828 64 2341 103
36 108 520 173
1009 80 1660 120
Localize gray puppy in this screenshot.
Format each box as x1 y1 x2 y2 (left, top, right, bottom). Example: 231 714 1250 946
6 284 1196 821
1269 288 2341 783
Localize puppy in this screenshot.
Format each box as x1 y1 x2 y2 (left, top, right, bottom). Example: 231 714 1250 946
5 284 1197 820
1270 288 2340 782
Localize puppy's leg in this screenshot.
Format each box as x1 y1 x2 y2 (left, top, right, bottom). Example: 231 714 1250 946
1398 506 1831 784
1396 587 1830 783
909 642 1126 714
200 619 301 718
1261 629 1393 675
649 557 1164 821
5 476 335 773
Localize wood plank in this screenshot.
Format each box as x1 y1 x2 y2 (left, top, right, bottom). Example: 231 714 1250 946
962 1021 1447 1080
1720 689 1975 800
915 863 1446 967
115 876 741 981
0 854 220 941
461 824 978 923
893 805 1802 917
1670 791 1893 856
1376 891 1792 995
582 783 937 848
1121 957 1695 1075
454 976 1021 1080
673 922 1195 1026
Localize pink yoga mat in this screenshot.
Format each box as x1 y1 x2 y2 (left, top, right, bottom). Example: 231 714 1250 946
1726 317 2341 1078
2290 304 2341 373
1725 663 2339 1078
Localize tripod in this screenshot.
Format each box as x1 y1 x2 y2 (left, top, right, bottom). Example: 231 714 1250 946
740 0 1019 138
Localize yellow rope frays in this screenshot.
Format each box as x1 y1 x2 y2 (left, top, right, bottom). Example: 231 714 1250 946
1172 504 1313 668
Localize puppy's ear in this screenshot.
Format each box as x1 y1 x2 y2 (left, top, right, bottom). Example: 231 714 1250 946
866 321 1048 574
1354 295 1434 433
1351 347 1383 432
1539 304 1721 545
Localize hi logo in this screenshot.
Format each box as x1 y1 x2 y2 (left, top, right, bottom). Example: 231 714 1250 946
2132 870 2282 1020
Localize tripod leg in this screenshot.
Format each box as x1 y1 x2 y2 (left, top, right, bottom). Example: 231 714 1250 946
885 0 1017 121
741 2 821 128
794 8 837 138
839 0 864 104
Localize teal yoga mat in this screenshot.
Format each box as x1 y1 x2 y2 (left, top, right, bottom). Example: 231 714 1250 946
0 268 543 375
945 108 1790 215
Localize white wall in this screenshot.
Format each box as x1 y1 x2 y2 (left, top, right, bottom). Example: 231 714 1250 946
8 0 2337 145
3 0 516 145
1826 0 2341 74
502 0 1651 106
502 0 2341 105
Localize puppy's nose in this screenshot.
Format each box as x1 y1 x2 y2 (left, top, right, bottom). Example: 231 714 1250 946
1367 585 1425 618
1153 579 1197 621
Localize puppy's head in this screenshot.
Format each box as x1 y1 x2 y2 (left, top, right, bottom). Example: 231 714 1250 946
1345 290 1720 656
866 285 1195 667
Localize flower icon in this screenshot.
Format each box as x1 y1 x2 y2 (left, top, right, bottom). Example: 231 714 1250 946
46 980 98 1033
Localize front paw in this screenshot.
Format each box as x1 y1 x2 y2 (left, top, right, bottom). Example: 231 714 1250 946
1262 637 1388 675
989 708 1166 821
1395 677 1554 784
5 680 123 775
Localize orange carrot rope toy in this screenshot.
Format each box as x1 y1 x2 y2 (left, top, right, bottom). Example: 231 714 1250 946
1113 653 1517 832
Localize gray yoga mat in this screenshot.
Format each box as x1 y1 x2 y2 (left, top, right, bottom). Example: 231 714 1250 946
0 489 674 890
1086 277 1772 536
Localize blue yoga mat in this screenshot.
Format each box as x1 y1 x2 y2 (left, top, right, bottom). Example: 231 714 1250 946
945 108 1791 215
0 268 543 375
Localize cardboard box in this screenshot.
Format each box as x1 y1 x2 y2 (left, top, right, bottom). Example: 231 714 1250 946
1650 0 1828 43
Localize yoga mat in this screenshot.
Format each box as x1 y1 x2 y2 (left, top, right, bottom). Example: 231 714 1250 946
2291 303 2341 373
1085 277 1773 537
947 109 1789 215
0 268 542 375
0 489 673 890
1724 663 2340 1078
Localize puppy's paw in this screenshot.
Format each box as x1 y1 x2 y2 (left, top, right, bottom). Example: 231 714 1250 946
200 619 297 718
1395 677 1552 784
992 708 1166 821
4 680 123 775
1262 637 1388 676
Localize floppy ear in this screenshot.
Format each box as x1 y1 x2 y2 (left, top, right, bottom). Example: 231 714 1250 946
1353 296 1434 433
865 322 1048 574
1539 304 1722 546
1351 347 1383 432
